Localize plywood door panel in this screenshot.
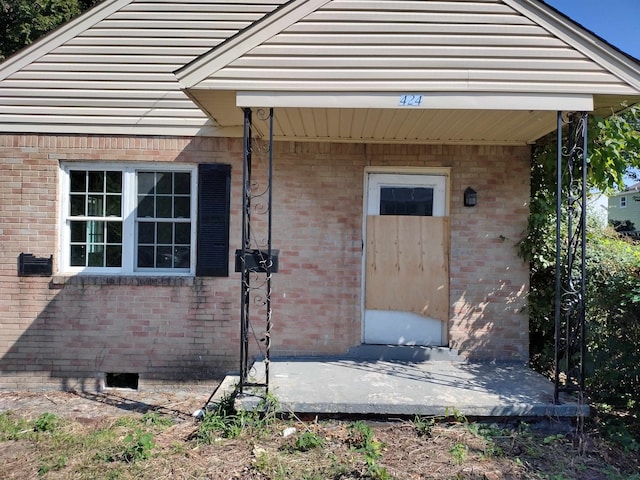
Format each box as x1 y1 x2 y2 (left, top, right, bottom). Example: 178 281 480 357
365 215 449 321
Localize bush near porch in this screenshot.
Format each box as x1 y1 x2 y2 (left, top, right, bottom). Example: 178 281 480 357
521 106 640 450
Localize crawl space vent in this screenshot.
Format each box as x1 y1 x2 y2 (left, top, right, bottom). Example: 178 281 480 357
105 373 139 390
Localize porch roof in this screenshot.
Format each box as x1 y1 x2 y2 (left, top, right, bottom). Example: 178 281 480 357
175 0 640 145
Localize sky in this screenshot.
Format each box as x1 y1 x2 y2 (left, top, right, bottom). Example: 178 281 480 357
544 1 640 187
543 0 640 59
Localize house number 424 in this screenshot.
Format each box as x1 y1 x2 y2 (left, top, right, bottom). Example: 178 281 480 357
398 94 423 107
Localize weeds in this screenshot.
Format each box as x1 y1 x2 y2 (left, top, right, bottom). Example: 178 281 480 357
348 421 392 479
543 433 566 445
412 415 435 437
0 412 32 440
34 413 59 433
196 392 280 443
120 429 155 462
450 442 468 465
445 406 467 423
141 411 173 428
286 431 325 452
37 454 68 476
1 399 639 480
599 416 640 452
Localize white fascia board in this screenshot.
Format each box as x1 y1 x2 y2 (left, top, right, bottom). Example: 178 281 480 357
236 91 594 111
175 0 331 89
505 0 640 92
0 0 133 82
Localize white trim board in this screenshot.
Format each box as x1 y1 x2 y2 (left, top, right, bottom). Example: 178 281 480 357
236 91 594 111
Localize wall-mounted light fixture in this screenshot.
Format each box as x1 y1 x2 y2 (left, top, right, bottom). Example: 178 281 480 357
464 187 477 207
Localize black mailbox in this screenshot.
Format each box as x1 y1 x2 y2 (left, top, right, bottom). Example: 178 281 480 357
18 253 53 277
235 249 279 273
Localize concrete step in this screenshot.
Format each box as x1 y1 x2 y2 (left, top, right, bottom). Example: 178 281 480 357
346 344 463 362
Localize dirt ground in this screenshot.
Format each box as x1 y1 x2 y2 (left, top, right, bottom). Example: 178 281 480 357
0 389 638 480
0 388 211 421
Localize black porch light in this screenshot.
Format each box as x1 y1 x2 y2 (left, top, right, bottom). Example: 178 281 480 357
464 187 477 207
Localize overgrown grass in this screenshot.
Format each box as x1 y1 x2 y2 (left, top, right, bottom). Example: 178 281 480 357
1 407 640 479
0 409 176 478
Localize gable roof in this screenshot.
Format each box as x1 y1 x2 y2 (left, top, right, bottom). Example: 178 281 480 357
0 0 287 136
176 0 640 97
0 0 638 143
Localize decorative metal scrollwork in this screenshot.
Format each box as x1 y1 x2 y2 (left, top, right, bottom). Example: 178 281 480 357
239 107 275 394
554 111 588 403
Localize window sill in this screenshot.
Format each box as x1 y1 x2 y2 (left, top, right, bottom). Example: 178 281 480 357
51 275 195 287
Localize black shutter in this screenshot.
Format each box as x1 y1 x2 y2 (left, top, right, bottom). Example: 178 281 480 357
197 164 231 276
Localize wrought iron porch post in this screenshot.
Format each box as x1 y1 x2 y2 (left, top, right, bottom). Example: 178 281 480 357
239 107 274 394
239 108 252 393
554 111 588 404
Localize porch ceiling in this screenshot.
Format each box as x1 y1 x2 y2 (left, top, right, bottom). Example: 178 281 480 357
186 89 637 145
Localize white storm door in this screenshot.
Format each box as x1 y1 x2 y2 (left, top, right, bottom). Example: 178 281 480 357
363 173 449 346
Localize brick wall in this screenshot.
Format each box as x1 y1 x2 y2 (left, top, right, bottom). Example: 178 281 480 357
0 134 530 391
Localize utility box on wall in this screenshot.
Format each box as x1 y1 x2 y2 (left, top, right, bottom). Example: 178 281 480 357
235 249 279 273
18 253 53 277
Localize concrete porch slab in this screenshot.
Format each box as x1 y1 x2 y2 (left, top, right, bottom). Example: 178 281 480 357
233 358 589 418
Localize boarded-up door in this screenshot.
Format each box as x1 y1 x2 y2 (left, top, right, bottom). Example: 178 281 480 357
363 173 449 345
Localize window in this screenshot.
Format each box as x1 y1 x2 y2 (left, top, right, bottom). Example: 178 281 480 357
136 171 192 270
60 163 230 276
380 187 434 216
620 196 627 208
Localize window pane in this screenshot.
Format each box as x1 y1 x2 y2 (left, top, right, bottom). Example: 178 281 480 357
380 187 433 216
157 222 172 244
138 172 155 195
106 196 121 216
70 171 86 192
88 245 105 267
156 196 172 218
70 245 86 266
138 195 154 217
175 173 190 194
88 171 104 193
174 196 190 218
174 246 190 268
156 172 172 194
70 195 85 216
88 195 104 216
70 221 86 242
138 222 155 243
106 222 122 243
137 246 154 267
106 171 122 193
175 223 190 244
156 246 173 268
87 221 104 243
106 245 122 267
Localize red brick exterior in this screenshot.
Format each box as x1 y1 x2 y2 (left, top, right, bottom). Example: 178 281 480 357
0 134 530 390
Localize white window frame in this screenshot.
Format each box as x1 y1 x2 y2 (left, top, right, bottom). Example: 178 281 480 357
59 162 197 275
620 196 627 208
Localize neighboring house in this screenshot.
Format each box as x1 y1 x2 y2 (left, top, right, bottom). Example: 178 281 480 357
1 0 639 391
608 181 640 233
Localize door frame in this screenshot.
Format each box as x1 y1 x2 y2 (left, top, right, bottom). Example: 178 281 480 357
360 166 452 345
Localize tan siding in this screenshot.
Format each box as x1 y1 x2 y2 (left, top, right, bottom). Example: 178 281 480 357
200 0 634 95
0 0 286 135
